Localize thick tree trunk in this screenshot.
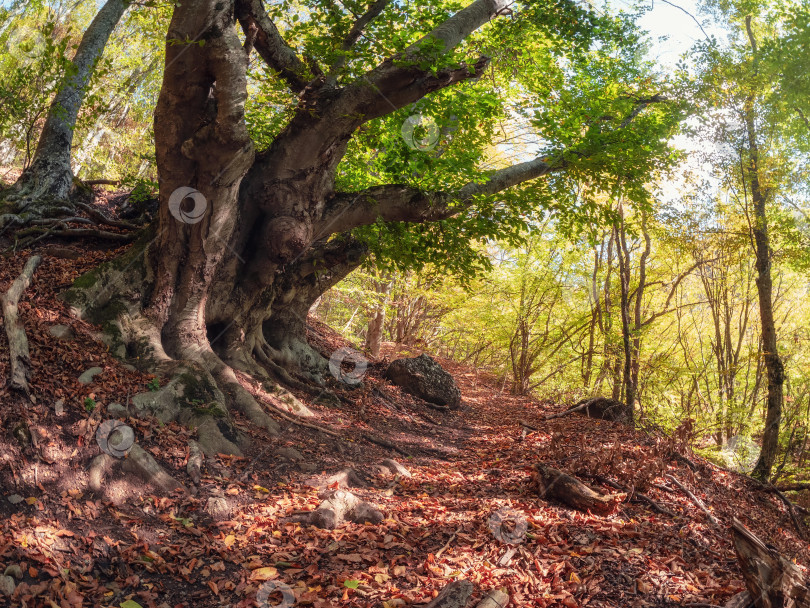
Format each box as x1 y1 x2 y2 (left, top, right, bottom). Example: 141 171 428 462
61 0 661 456
8 0 128 208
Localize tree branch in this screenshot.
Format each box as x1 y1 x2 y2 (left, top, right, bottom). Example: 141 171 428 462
319 154 563 234
327 0 392 82
342 0 510 118
341 0 390 52
236 0 312 94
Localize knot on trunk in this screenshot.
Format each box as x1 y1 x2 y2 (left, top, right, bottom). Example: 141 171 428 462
263 215 310 263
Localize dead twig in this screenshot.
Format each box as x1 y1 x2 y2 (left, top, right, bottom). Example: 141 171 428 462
666 474 719 526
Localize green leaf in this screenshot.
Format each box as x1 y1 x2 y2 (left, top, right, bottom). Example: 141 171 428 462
343 579 360 589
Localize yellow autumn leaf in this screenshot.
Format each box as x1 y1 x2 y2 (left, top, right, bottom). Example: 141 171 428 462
250 566 279 581
569 572 581 583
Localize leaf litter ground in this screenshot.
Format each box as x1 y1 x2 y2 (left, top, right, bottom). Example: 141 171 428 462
1 243 809 608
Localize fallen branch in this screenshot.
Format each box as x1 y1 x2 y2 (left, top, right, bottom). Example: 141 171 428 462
776 483 810 492
592 474 675 517
363 432 411 456
540 402 590 421
261 399 342 437
74 201 140 229
16 226 137 242
435 529 458 558
759 483 806 539
1 255 42 393
533 464 625 515
666 474 719 526
82 178 121 186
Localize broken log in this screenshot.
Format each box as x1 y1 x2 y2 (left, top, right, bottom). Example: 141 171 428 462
540 396 632 423
476 589 509 608
421 580 473 608
730 517 810 607
533 464 625 515
1 255 42 393
309 489 383 529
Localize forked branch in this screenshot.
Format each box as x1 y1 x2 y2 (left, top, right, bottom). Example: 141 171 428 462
236 0 312 94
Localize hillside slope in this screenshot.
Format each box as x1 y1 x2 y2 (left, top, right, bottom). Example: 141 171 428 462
0 245 808 607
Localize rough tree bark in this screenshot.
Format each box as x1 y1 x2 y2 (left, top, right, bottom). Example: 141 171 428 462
3 0 128 216
62 0 665 454
744 16 784 482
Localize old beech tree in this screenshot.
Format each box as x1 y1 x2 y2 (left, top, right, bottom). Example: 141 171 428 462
65 0 677 451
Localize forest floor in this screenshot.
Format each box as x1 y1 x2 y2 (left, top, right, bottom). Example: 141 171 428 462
1 216 810 607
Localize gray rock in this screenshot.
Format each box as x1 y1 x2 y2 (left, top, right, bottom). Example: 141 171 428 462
7 494 23 505
205 496 231 521
298 462 318 473
3 565 22 580
276 447 304 462
381 458 412 478
384 354 461 409
107 402 128 418
54 399 65 417
49 324 75 340
0 574 14 597
121 444 186 494
78 367 103 384
187 440 203 485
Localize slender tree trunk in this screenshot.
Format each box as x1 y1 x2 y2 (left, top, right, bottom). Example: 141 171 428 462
8 0 128 208
615 211 635 424
364 275 391 358
744 16 784 481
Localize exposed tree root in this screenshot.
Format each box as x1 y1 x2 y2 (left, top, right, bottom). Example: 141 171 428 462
1 255 42 393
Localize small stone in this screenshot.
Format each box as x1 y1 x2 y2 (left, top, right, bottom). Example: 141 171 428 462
7 494 23 505
381 458 412 478
0 574 14 597
107 403 128 418
3 565 22 580
276 447 304 461
298 462 318 473
187 440 203 485
48 324 75 340
205 496 231 521
78 367 103 385
122 364 137 372
54 399 65 416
